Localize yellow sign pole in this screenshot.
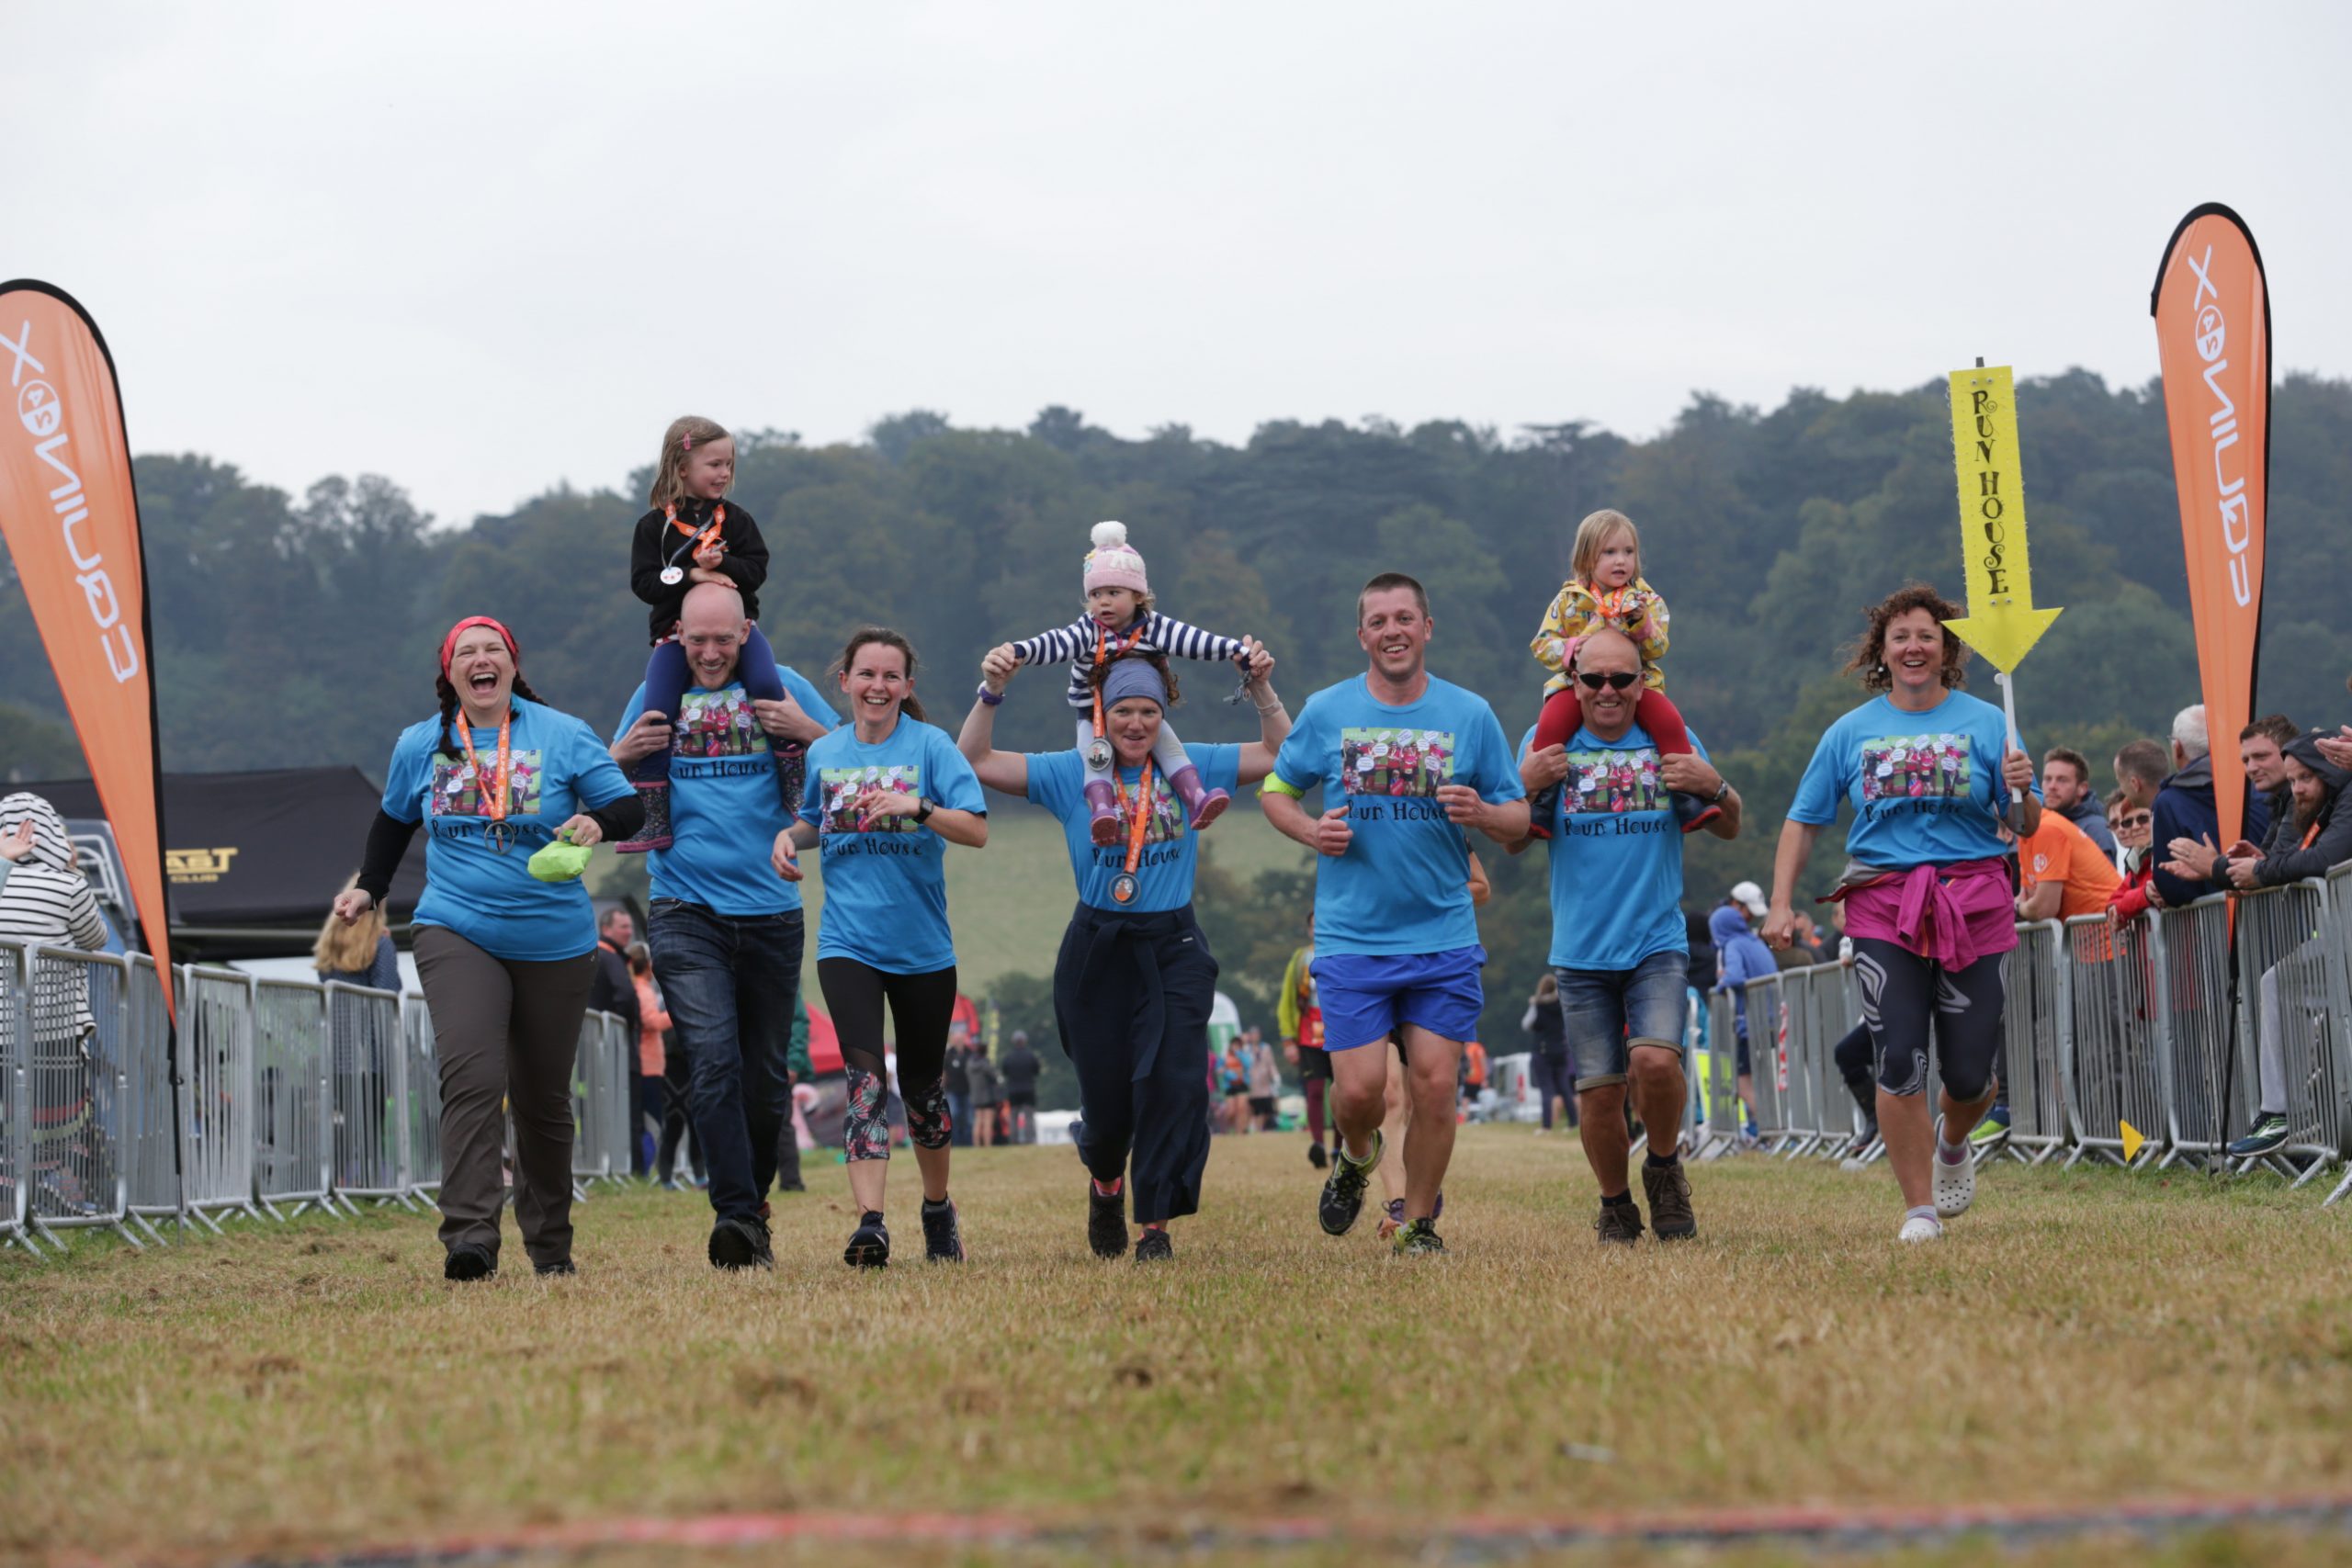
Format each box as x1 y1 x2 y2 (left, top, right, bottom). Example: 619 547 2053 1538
1940 365 2064 759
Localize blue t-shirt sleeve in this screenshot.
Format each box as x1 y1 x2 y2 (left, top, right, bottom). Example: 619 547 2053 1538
1468 703 1525 801
1026 750 1080 818
569 716 634 810
783 669 839 736
1199 742 1243 796
381 726 429 824
1271 697 1327 795
797 739 827 829
929 728 988 815
1789 719 1849 826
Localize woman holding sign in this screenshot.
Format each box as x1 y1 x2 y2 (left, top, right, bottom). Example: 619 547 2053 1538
1760 585 2038 1244
334 616 640 1281
957 644 1284 1263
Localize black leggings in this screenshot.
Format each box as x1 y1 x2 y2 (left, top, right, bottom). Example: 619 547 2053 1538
1834 1022 1875 1115
1852 936 2007 1103
818 958 960 1159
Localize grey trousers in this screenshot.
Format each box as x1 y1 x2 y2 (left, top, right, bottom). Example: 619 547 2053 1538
414 927 594 1268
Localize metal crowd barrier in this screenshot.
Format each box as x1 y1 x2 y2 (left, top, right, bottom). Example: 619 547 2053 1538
253 979 333 1219
26 946 139 1252
2153 895 2262 1169
1699 992 1744 1156
2231 882 2351 1185
1738 975 1792 1150
2062 912 2170 1168
401 996 443 1196
1994 922 2071 1167
124 955 179 1240
329 983 418 1213
1 944 29 1255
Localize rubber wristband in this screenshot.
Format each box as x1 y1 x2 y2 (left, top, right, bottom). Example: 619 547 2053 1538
977 683 1005 706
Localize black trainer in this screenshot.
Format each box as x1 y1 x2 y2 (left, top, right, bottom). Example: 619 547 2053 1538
844 1211 890 1269
1595 1198 1645 1246
1641 1157 1696 1240
1087 1182 1129 1259
921 1198 965 1262
1134 1227 1173 1264
1317 1129 1384 1236
1306 1142 1329 1170
708 1214 774 1271
533 1258 577 1278
444 1244 496 1281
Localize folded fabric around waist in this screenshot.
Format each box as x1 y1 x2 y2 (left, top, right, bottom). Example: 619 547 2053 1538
1062 902 1200 1082
1826 857 2016 970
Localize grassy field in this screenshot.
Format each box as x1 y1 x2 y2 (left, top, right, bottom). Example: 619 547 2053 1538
7 1130 2352 1567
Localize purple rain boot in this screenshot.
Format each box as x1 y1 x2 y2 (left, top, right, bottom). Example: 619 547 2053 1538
1168 764 1230 831
1085 779 1121 846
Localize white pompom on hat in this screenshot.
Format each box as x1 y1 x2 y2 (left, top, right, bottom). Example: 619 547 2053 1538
1083 520 1149 595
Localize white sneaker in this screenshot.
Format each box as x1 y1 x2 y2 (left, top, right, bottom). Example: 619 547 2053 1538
1899 1213 1944 1244
1931 1116 1975 1218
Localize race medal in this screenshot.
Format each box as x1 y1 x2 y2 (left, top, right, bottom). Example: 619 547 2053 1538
1111 872 1138 905
661 501 726 591
457 709 514 853
1110 759 1155 908
1084 736 1114 771
659 566 684 587
482 820 518 856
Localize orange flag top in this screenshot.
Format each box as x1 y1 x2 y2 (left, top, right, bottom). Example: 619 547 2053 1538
0 281 175 1023
2150 207 2269 857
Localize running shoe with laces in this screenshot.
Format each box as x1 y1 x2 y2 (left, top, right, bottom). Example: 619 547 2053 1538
1317 1130 1383 1236
1134 1227 1173 1263
1594 1199 1645 1245
2227 1113 2291 1159
1087 1181 1129 1259
1640 1157 1696 1240
920 1197 965 1262
1931 1115 1975 1219
1391 1217 1446 1256
842 1211 890 1269
1967 1105 2010 1154
707 1214 775 1271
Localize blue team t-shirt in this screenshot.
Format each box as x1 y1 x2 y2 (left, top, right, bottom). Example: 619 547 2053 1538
614 667 837 917
381 698 634 963
1787 691 2034 870
797 717 987 973
1271 674 1523 957
1523 721 1705 972
1026 743 1242 913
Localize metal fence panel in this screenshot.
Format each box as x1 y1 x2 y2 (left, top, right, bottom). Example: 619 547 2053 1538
1996 923 2070 1165
1740 975 1790 1149
401 996 441 1197
1699 991 1744 1156
179 965 262 1225
252 979 333 1217
603 1013 636 1181
26 946 138 1248
570 1010 609 1189
2062 913 2170 1168
122 953 180 1238
328 984 415 1210
2232 881 2350 1184
2154 897 2262 1167
0 943 28 1255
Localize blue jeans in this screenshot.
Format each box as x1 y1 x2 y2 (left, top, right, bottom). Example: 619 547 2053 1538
1557 948 1689 1091
947 1092 974 1147
649 899 804 1224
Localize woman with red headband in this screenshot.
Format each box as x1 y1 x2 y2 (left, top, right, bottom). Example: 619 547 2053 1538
334 616 642 1281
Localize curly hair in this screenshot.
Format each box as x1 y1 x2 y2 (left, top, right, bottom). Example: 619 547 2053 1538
1089 649 1182 708
1842 581 1971 693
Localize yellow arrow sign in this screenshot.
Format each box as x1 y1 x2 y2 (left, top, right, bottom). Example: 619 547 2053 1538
2120 1120 2145 1163
1941 366 2063 672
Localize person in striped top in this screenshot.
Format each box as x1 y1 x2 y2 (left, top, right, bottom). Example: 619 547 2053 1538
993 522 1257 846
0 793 108 962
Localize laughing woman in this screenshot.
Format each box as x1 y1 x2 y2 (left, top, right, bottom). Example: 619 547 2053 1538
1760 584 2038 1245
957 641 1284 1263
333 617 640 1280
772 628 989 1268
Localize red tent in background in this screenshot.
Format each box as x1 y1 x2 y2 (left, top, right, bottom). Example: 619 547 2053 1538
805 1005 842 1076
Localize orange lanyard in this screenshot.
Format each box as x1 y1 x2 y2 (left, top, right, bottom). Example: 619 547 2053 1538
458 710 513 822
1114 759 1155 878
665 502 727 555
1089 622 1146 746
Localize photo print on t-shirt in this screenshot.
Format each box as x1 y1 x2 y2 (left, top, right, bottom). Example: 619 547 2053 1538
674 689 771 759
429 751 547 817
820 765 924 832
1562 745 1665 815
1859 733 1970 803
1339 728 1455 798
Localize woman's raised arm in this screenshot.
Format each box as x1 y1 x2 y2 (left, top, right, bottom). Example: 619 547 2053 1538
956 646 1031 796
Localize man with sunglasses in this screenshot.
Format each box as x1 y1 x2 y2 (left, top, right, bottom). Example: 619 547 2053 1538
1512 628 1740 1244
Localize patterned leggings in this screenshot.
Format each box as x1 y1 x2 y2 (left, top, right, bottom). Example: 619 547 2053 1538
817 958 960 1159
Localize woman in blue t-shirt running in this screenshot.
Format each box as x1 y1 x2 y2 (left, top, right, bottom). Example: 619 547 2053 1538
1759 584 2039 1245
334 616 641 1281
772 627 989 1269
957 645 1285 1264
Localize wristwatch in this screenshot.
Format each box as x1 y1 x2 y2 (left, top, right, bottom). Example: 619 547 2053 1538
914 797 935 825
1709 778 1731 806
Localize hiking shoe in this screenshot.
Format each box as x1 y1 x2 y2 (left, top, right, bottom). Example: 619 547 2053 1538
708 1214 775 1271
921 1198 966 1262
1306 1143 1329 1170
1595 1200 1645 1245
1088 1182 1129 1259
1134 1227 1173 1264
532 1258 577 1278
1392 1218 1446 1257
1967 1107 2010 1154
843 1211 890 1269
444 1244 496 1281
1899 1213 1944 1244
1641 1158 1696 1240
1932 1116 1976 1219
2228 1113 2291 1159
1317 1131 1383 1236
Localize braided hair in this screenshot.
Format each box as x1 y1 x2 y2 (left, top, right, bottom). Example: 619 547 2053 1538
436 673 547 760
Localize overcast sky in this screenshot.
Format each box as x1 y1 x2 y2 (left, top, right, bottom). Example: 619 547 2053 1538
9 2 2349 526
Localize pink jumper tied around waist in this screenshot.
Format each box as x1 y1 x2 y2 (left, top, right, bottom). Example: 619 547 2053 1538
1832 858 2016 972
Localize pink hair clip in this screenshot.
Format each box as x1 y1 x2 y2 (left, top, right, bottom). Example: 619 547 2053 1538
682 434 694 451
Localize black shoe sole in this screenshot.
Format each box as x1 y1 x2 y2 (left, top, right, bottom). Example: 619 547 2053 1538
708 1223 771 1271
444 1248 496 1281
1088 1192 1129 1259
844 1232 890 1269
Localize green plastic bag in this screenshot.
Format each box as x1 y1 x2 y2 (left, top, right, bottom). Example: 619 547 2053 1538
527 830 594 884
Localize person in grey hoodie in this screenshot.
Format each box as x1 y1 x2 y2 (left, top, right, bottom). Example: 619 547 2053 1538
1709 899 1776 1140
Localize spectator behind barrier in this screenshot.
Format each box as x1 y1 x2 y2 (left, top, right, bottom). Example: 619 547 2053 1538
2106 789 2157 923
2205 732 2352 891
2148 705 2270 910
314 873 399 988
2239 716 2302 864
2041 746 2117 857
2014 805 2121 923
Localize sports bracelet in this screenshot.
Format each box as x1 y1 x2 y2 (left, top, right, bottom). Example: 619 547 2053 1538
977 683 1005 706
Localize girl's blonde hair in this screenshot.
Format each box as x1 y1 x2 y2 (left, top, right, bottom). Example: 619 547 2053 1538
1568 509 1641 587
313 874 387 976
648 415 732 508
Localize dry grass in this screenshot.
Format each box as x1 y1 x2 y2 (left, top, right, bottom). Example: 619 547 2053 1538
6 1128 2352 1567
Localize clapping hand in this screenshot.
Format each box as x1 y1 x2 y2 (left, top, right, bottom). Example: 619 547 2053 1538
0 818 34 863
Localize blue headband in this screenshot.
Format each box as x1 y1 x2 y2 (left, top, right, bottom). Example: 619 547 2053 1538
1100 658 1168 712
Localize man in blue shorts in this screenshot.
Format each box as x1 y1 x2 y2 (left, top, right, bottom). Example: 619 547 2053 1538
1261 572 1528 1256
1514 629 1742 1243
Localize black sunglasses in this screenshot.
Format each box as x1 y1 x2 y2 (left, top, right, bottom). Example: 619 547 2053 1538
1576 671 1640 692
